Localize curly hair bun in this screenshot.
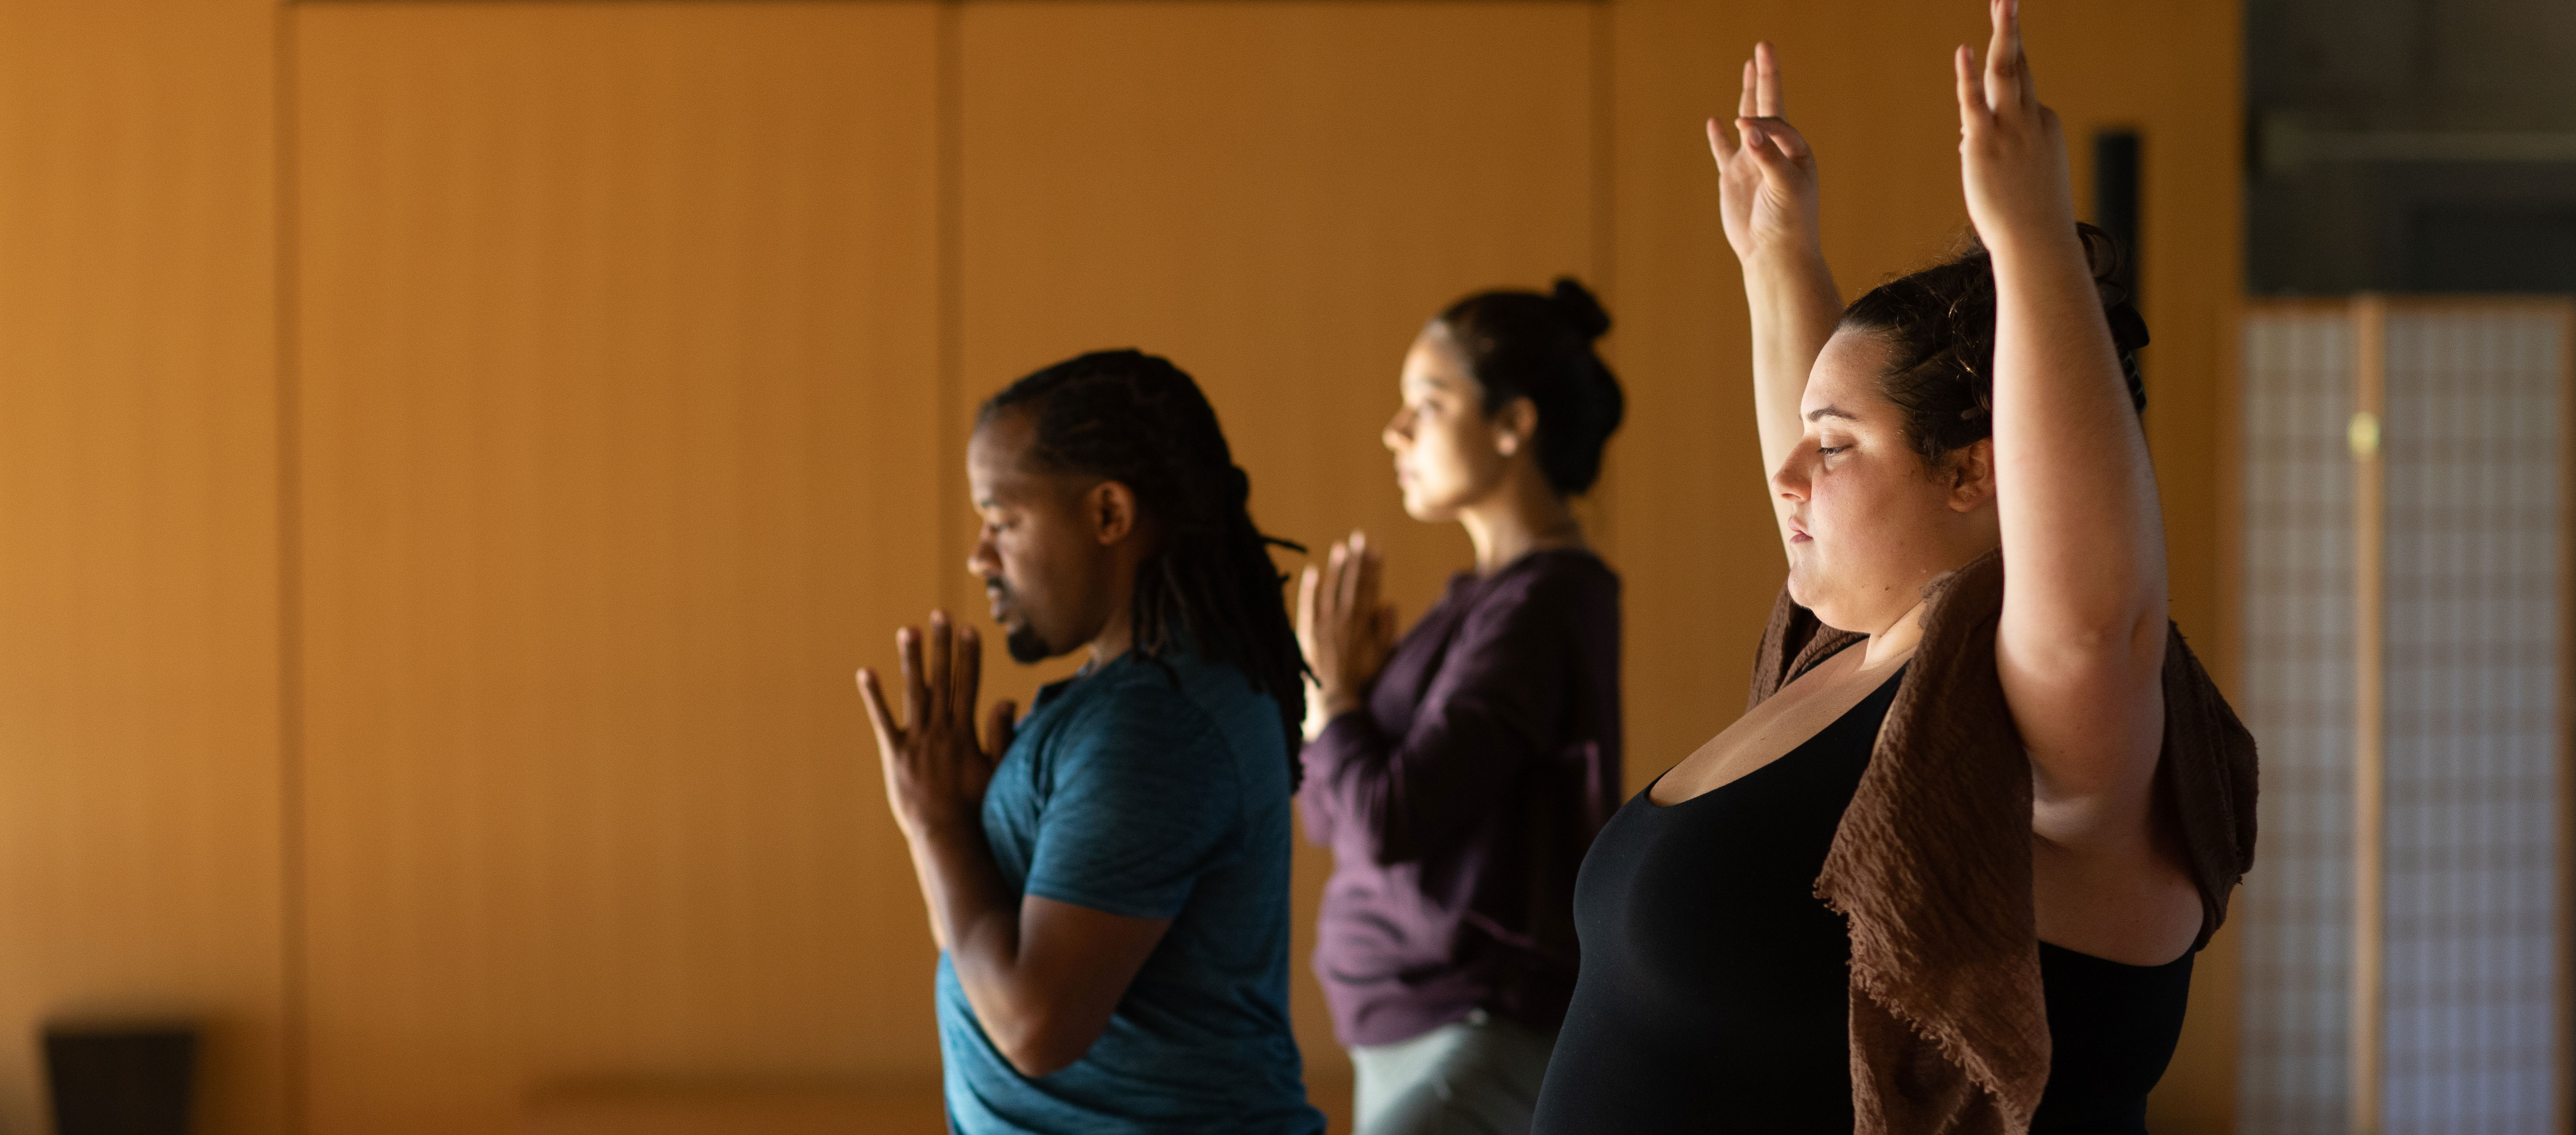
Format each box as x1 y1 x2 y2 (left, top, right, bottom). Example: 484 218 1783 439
1840 225 2149 465
1436 280 1626 496
1549 277 1612 341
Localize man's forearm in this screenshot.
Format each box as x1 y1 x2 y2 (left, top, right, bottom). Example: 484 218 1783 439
908 821 1019 961
909 823 1114 1075
905 819 1043 1041
902 831 961 952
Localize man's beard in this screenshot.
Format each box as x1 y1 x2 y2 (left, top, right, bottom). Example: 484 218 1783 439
1005 622 1053 664
987 575 1056 663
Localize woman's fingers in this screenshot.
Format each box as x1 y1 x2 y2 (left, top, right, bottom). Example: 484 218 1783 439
1983 0 2026 111
1707 117 1735 163
1321 541 1347 619
1336 533 1365 614
1296 564 1321 634
1737 120 1812 183
1736 56 1758 122
1753 41 1781 118
1737 120 1776 170
2008 0 2034 106
1355 538 1383 611
1306 533 1389 651
1739 118 1779 167
1741 117 1811 164
1955 43 1990 131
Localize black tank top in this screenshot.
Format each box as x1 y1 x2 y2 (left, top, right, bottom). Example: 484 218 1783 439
1530 664 2193 1133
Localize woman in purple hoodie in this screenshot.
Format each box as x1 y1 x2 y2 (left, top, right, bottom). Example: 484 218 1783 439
1297 279 1626 1135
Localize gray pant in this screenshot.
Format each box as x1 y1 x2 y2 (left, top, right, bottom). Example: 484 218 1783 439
1349 1010 1555 1135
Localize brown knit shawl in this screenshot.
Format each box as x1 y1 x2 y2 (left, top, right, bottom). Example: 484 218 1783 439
1748 549 2258 1135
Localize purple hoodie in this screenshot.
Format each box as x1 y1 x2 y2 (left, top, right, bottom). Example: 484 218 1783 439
1299 547 1622 1047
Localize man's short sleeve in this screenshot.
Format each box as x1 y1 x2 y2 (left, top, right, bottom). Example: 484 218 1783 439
1023 683 1242 920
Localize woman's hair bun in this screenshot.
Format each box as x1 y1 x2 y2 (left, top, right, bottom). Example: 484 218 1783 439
1435 278 1625 496
1549 277 1612 341
1838 222 2148 466
2075 222 2132 307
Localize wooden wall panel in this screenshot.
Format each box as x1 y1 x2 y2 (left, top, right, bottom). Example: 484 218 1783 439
1606 0 2244 1130
293 6 943 1132
0 1 283 1133
0 2 2255 1131
956 3 1598 1125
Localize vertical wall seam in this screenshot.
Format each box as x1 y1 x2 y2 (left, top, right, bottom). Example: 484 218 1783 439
936 0 963 614
1586 0 1614 564
273 4 307 1133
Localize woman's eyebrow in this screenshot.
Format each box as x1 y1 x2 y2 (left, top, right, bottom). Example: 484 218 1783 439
1805 404 1861 423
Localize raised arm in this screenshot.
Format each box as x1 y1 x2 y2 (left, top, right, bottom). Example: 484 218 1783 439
1956 2 2169 828
1709 43 1844 501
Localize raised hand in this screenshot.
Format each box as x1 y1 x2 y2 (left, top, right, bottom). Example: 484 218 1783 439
1955 0 2078 257
1296 531 1397 729
857 611 1017 840
1708 42 1822 267
1706 39 1843 482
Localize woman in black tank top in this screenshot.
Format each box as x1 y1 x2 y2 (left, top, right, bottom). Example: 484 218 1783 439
1535 6 2251 1129
1533 655 2193 1132
1534 660 1897 1132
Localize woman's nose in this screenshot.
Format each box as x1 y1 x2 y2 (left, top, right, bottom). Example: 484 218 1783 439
1769 454 1808 500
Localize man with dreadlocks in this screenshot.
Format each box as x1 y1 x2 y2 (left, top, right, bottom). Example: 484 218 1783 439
857 349 1325 1134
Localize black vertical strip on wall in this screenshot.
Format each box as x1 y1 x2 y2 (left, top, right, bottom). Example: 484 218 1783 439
2093 128 2142 299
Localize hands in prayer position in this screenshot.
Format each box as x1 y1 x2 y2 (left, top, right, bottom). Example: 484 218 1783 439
1297 531 1397 734
858 613 1016 846
858 613 1172 1078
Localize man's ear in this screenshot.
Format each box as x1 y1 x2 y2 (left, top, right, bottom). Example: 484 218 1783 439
1088 479 1140 545
1494 395 1539 459
1946 437 1997 512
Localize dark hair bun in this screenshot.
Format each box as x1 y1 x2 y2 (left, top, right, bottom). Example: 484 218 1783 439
1435 278 1625 496
1549 277 1612 340
1839 225 2148 466
2076 222 2131 307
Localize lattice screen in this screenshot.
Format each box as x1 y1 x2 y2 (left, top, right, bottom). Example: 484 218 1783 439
2240 306 2360 1134
2238 299 2570 1135
2380 308 2562 1131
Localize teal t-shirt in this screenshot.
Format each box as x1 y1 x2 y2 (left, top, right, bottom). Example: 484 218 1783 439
936 648 1324 1135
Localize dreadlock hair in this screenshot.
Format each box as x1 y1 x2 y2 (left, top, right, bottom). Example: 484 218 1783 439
978 349 1311 788
1839 223 2150 469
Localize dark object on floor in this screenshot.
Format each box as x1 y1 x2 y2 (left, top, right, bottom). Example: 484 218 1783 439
44 1026 195 1135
